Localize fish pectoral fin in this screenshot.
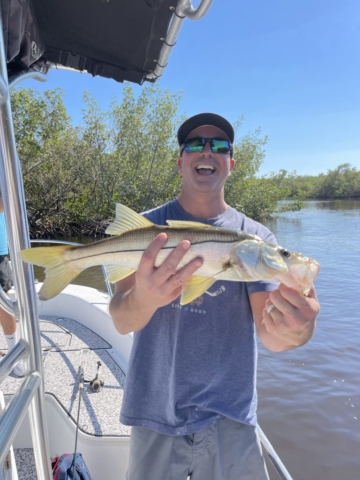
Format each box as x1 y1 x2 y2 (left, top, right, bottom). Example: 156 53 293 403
166 220 212 229
180 276 217 305
105 204 154 236
106 265 136 283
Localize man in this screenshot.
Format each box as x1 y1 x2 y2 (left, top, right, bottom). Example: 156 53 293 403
0 191 24 377
109 113 320 479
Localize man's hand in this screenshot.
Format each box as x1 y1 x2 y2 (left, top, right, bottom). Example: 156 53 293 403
109 233 203 334
131 232 203 311
251 284 320 351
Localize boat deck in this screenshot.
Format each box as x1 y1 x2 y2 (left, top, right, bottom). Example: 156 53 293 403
1 314 131 477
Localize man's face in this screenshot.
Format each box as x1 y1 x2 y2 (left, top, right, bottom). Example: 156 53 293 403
177 125 235 195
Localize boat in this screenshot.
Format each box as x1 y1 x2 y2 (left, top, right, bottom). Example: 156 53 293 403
0 1 293 478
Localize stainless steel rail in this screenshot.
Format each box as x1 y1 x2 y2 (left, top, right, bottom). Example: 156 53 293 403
0 373 41 466
0 9 53 480
0 340 28 384
30 239 113 298
257 425 294 480
0 284 15 316
9 71 47 89
146 0 214 80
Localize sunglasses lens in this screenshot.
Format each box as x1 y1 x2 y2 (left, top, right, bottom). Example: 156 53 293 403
183 138 231 154
184 138 205 152
211 139 231 153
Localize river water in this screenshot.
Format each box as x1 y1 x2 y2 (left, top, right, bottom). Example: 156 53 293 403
34 199 360 479
259 199 360 480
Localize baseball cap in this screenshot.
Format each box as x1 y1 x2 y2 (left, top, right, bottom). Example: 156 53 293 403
177 113 235 146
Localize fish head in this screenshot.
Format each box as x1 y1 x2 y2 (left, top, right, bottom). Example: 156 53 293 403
275 248 320 294
230 239 320 293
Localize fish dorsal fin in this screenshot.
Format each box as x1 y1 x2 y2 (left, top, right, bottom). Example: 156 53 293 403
166 220 212 229
106 204 154 236
180 275 217 305
106 265 136 283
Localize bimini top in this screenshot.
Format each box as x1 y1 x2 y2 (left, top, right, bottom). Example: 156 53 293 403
1 0 213 85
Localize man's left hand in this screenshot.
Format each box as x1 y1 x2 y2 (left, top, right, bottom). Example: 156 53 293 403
262 284 320 348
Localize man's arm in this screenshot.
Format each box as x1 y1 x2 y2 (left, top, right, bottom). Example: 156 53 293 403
250 284 320 352
0 189 3 212
109 233 203 335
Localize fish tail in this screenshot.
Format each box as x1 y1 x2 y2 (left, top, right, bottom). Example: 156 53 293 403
20 245 82 300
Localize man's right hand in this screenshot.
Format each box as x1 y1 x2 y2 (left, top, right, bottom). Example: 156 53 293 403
109 233 203 334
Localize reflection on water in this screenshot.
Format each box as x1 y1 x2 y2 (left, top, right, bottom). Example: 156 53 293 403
33 200 360 480
310 198 360 211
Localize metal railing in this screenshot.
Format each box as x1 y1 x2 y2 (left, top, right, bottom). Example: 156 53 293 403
257 425 293 480
146 0 214 80
0 9 53 480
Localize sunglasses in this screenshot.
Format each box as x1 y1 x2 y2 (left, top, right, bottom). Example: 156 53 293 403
181 137 232 155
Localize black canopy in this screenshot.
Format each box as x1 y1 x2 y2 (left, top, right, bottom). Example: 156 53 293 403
1 0 180 84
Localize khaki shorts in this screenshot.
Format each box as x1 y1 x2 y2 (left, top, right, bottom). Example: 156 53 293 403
126 418 269 480
0 255 13 292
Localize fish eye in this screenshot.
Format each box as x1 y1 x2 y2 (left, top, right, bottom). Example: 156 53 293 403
280 249 291 258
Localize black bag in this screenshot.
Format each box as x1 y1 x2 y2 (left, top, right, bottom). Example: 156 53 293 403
51 453 93 480
0 0 45 68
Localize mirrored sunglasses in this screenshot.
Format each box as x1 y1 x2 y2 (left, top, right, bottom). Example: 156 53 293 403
181 137 232 154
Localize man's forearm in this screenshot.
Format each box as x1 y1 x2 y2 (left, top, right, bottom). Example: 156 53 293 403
109 288 156 335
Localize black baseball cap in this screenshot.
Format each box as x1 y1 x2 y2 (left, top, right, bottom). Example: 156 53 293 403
177 113 235 146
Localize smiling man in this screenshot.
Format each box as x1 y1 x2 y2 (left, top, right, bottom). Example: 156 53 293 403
109 113 320 480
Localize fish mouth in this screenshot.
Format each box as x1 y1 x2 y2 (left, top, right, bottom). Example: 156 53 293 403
195 164 216 175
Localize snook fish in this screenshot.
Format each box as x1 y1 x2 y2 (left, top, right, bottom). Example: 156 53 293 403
20 204 320 304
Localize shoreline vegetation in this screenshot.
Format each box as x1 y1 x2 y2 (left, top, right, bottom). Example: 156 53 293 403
11 85 360 239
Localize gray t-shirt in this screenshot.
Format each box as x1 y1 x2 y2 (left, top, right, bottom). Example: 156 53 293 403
120 200 278 435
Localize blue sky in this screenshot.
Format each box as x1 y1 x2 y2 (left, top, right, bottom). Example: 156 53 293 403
21 0 359 176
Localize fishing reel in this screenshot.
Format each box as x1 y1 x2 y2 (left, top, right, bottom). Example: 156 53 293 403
84 361 104 392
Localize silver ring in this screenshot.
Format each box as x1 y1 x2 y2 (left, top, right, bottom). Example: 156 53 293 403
266 303 275 314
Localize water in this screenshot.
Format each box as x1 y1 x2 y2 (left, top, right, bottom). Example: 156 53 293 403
259 200 360 480
33 200 360 479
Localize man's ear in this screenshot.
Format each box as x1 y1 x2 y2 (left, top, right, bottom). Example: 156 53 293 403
230 158 236 172
177 157 183 172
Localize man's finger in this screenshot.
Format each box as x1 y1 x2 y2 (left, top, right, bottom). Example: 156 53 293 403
152 240 192 282
137 233 168 276
269 288 296 316
168 257 204 288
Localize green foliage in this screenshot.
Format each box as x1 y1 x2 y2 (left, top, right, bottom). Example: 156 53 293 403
106 83 182 211
11 88 81 236
11 83 322 237
286 163 360 199
228 169 304 221
225 127 304 220
316 163 360 198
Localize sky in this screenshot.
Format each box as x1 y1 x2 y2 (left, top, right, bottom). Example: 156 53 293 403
20 0 360 176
